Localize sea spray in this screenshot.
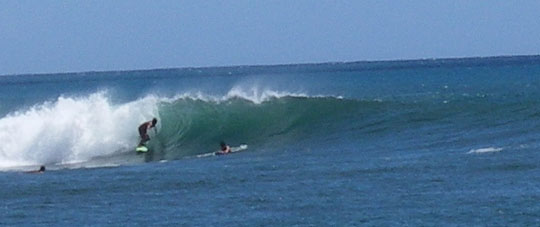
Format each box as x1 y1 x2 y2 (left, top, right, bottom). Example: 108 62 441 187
0 92 158 168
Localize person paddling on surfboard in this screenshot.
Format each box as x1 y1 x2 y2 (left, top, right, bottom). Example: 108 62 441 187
217 141 231 154
25 165 46 174
138 118 158 146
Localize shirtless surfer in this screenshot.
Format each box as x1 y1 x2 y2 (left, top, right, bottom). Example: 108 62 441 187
217 141 231 155
138 118 158 146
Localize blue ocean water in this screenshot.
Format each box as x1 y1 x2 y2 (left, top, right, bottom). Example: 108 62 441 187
1 56 540 225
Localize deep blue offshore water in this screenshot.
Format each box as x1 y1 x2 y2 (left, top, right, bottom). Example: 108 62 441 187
1 56 540 225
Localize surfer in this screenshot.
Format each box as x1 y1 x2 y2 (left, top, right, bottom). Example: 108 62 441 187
26 165 46 174
218 141 231 154
138 118 158 146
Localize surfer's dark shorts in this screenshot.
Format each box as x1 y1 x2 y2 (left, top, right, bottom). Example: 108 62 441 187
140 133 150 143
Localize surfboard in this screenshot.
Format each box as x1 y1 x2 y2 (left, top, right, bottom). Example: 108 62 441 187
135 145 149 153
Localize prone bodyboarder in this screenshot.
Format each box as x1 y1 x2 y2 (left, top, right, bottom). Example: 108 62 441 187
25 165 46 174
215 141 231 155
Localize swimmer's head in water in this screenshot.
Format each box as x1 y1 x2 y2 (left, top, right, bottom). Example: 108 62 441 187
152 118 158 126
39 166 45 172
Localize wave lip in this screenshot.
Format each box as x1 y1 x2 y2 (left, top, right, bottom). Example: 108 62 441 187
171 86 312 104
467 147 503 154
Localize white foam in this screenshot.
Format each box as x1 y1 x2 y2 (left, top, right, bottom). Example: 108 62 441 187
0 92 159 169
225 86 308 104
170 86 338 104
231 144 248 152
467 147 503 154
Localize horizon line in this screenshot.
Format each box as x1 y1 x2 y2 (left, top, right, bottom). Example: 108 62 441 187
2 54 539 77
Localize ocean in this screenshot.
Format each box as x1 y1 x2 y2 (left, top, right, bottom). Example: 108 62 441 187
1 56 540 225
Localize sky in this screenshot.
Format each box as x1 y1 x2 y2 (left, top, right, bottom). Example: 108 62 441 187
0 0 539 75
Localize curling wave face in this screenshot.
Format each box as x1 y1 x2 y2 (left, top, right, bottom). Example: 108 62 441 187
0 88 356 169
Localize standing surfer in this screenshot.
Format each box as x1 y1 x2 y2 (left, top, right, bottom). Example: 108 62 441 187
138 118 158 146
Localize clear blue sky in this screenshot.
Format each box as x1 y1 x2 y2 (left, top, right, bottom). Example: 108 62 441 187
1 0 539 75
